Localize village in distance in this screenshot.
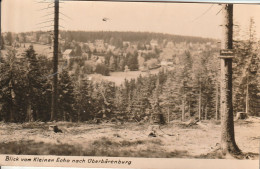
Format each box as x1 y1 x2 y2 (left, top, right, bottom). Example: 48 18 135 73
0 29 259 159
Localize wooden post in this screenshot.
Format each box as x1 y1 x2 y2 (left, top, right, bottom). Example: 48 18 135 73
220 4 240 154
51 0 59 121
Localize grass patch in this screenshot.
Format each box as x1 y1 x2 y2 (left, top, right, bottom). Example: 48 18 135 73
195 152 224 159
234 120 254 126
0 140 86 155
92 137 162 147
176 123 200 129
209 120 221 125
22 122 47 129
1 120 259 159
0 139 240 159
62 122 81 128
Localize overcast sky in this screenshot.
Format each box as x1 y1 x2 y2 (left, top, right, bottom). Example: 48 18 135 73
2 0 260 39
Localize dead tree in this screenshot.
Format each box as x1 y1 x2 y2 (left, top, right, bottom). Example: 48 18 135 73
51 0 59 121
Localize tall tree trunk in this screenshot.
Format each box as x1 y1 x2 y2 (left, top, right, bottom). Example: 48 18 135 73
215 82 219 120
63 111 66 121
10 105 14 122
9 82 15 122
220 4 240 155
245 75 249 114
51 0 59 121
182 98 185 121
35 110 38 121
205 105 208 120
167 106 170 123
198 83 202 120
78 110 81 123
188 100 191 117
27 98 33 122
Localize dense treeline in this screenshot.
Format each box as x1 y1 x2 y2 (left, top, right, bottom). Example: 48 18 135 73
233 19 260 117
0 46 52 122
2 31 216 47
0 26 259 122
60 31 216 45
0 45 220 122
0 41 259 123
66 50 139 76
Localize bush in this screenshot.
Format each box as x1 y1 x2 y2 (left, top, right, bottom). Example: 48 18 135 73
95 64 110 76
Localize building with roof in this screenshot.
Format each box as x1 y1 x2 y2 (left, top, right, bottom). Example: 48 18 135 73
63 49 73 60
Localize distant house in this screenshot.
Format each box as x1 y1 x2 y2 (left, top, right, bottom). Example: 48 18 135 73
123 41 131 47
87 43 95 52
63 49 73 60
95 40 105 53
107 45 116 52
39 34 50 44
161 59 174 67
96 56 105 64
60 39 66 46
166 41 174 48
126 46 137 55
26 35 36 43
18 34 24 43
95 40 104 45
150 39 158 48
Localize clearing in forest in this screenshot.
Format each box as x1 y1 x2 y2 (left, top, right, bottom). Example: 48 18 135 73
0 117 259 159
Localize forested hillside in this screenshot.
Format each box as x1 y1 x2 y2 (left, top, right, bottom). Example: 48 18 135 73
60 31 216 45
0 27 259 122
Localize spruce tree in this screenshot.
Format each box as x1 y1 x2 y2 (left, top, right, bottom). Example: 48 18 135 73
233 18 260 116
58 69 75 121
23 45 46 122
0 49 18 122
74 79 94 122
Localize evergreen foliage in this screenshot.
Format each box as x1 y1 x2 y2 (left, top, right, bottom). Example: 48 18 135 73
0 29 259 122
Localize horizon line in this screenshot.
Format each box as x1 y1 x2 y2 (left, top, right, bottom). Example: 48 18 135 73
1 30 219 40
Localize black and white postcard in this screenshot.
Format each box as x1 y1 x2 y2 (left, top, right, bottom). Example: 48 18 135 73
0 0 259 168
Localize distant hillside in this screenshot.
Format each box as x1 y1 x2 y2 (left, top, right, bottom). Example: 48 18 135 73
59 31 217 44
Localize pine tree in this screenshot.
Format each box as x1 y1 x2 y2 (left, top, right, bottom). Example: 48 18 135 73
90 81 116 120
149 77 165 124
74 79 94 122
23 45 47 122
0 48 33 122
0 49 18 122
160 72 182 122
233 18 260 116
58 69 75 121
109 55 116 71
74 44 82 56
174 50 193 121
6 32 13 46
0 35 5 49
127 52 139 71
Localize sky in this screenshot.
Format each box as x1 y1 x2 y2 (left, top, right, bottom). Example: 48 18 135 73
2 0 260 39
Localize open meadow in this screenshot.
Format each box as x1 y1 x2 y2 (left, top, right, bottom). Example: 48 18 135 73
89 68 164 86
0 117 259 159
